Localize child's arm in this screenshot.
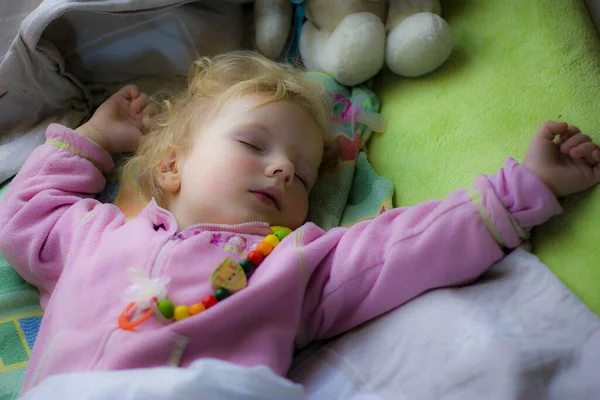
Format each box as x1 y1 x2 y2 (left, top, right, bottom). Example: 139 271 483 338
0 86 151 304
0 125 116 302
298 121 600 344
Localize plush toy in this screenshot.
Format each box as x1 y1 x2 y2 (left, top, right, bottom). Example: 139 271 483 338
254 0 453 86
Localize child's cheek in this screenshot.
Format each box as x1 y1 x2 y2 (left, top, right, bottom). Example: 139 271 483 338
229 154 262 173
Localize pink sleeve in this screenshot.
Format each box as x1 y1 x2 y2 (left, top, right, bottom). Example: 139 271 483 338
0 124 124 305
297 158 562 344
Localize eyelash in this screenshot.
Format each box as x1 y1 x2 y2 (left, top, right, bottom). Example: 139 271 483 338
295 174 307 187
239 141 263 152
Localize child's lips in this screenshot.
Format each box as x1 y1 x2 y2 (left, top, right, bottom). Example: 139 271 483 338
249 190 281 211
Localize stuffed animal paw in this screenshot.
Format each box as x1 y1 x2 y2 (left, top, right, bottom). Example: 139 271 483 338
254 0 453 85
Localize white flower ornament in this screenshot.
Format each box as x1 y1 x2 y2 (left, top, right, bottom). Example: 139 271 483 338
121 267 170 310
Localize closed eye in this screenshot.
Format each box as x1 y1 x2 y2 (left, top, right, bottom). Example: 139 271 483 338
238 140 263 152
295 174 307 188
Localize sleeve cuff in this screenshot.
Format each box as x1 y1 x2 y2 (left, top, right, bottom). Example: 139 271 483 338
45 123 114 174
473 157 562 249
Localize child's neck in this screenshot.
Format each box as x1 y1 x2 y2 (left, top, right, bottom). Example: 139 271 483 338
163 194 268 232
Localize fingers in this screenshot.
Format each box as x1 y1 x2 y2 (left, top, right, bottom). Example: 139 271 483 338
533 121 569 141
560 133 591 153
537 120 600 161
556 125 581 145
131 92 150 116
574 142 600 162
566 139 600 164
119 84 140 100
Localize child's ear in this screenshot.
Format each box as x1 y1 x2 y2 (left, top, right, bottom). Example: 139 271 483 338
157 149 181 192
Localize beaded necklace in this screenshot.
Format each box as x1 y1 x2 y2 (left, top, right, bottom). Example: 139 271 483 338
118 226 292 331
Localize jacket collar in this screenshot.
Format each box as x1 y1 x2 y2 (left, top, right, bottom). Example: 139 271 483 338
138 199 273 236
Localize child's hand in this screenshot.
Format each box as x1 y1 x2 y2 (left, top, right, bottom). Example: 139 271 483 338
523 121 600 197
76 85 154 153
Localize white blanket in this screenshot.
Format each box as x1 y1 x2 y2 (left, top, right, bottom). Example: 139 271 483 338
288 249 600 400
19 249 600 400
21 358 306 400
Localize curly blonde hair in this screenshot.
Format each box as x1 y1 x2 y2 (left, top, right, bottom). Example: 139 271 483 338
123 51 335 206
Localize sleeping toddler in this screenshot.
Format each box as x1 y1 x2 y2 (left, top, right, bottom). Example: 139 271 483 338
1 51 599 394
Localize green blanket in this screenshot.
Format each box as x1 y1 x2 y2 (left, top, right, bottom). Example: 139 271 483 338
370 0 600 316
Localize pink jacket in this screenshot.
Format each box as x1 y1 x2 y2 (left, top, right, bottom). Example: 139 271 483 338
0 125 561 392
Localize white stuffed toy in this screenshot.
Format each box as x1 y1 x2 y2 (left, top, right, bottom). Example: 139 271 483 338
254 0 453 86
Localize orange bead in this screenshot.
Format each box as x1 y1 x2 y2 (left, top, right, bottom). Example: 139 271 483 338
189 303 205 315
256 241 273 256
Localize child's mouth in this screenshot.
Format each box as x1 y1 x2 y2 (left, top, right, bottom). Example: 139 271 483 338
250 191 280 211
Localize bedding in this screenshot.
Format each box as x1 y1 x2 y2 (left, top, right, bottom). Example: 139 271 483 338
0 182 43 400
289 249 600 400
20 359 307 400
370 0 600 316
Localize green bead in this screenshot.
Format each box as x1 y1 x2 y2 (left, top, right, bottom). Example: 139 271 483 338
157 299 174 319
240 259 254 274
274 228 291 241
215 288 230 301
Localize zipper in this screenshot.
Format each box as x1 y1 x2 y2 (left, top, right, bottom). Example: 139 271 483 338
154 198 269 235
182 221 269 232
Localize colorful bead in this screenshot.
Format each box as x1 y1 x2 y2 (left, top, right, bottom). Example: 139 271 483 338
272 227 292 240
215 288 230 301
202 295 218 309
247 250 264 265
189 303 205 315
264 234 280 247
156 299 174 319
256 241 273 256
174 305 190 321
240 259 254 274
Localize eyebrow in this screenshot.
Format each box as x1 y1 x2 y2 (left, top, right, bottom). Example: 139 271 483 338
243 122 274 137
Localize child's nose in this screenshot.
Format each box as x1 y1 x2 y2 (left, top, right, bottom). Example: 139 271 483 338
267 159 295 185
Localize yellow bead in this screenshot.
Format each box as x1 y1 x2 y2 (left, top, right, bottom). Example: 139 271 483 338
264 234 280 248
189 303 205 315
174 305 190 321
256 241 273 256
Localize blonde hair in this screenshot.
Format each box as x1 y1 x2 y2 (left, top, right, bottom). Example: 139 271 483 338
123 51 334 206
